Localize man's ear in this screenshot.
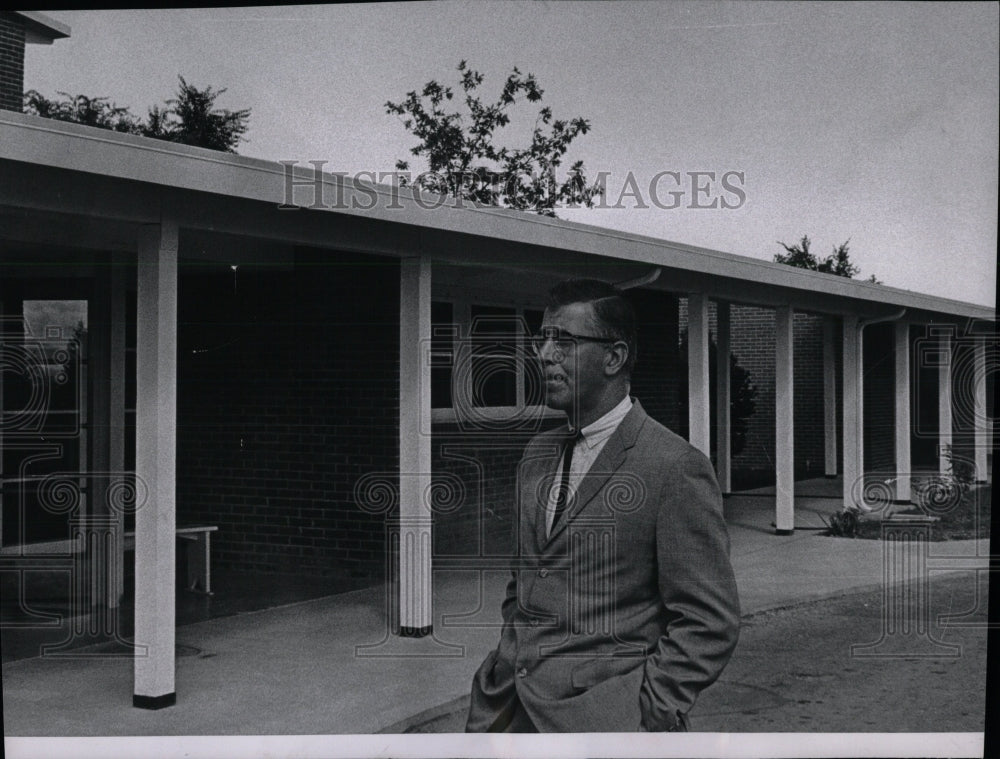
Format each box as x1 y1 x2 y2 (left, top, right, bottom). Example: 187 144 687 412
604 342 629 376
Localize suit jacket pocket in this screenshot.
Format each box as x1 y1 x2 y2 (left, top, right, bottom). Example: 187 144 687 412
570 655 645 691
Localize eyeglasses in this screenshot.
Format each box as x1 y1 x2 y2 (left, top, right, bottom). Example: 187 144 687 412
530 326 617 356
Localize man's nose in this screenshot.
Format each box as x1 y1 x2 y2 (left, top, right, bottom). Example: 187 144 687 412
536 339 562 363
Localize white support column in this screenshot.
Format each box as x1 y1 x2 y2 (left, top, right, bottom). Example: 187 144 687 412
398 256 432 635
90 272 112 611
938 329 952 473
823 317 838 477
843 316 863 509
775 307 795 533
110 260 127 607
134 222 178 708
687 293 711 457
894 322 912 503
715 301 732 493
973 337 988 483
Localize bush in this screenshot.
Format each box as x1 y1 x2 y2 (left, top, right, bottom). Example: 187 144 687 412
823 508 862 538
912 445 974 517
23 76 250 153
823 447 987 542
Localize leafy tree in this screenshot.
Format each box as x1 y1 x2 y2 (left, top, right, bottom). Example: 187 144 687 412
142 104 172 140
386 60 603 217
774 236 881 283
23 76 250 153
23 90 139 133
677 330 758 458
165 76 250 152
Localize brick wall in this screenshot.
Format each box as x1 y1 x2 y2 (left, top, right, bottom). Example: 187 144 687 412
174 269 682 580
792 312 831 475
0 12 25 112
948 336 977 473
910 324 941 468
863 323 895 472
907 324 989 474
726 304 777 473
175 266 967 575
630 289 682 432
431 427 555 559
176 250 399 581
679 300 844 481
672 306 983 483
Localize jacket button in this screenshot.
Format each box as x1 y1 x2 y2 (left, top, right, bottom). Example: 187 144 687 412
517 667 528 678
538 568 549 578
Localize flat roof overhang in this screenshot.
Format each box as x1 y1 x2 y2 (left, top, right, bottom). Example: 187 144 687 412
14 11 71 43
0 110 994 326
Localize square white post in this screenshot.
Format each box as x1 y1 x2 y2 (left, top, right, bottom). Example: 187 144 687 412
90 272 112 610
894 322 912 503
110 260 127 607
715 301 731 493
134 222 178 709
973 337 988 483
843 316 863 509
938 329 952 473
687 293 711 457
399 256 432 635
775 306 794 533
823 317 838 477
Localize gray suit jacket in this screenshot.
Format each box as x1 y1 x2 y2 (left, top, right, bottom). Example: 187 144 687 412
466 399 740 732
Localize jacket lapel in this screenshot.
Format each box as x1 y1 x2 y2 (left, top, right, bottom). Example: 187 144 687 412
543 399 648 547
528 432 568 551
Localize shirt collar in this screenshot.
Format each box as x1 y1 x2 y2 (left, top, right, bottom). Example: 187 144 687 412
577 394 633 449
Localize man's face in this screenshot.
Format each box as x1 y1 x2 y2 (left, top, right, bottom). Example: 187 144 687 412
537 302 611 421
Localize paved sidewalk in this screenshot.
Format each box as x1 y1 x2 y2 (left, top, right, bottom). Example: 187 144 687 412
1 478 991 736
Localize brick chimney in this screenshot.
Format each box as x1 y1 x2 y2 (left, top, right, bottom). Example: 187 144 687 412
1 11 70 112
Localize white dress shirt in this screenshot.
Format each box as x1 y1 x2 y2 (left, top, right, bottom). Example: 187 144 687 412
545 394 634 537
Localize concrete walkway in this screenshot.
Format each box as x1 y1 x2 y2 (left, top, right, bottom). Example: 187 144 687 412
2 478 991 736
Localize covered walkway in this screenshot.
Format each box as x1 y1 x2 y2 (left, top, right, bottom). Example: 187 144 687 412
3 477 991 737
1 108 994 712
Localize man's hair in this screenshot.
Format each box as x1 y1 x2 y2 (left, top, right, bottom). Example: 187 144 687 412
547 279 637 375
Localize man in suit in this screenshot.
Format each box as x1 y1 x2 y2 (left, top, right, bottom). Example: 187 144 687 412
465 278 740 733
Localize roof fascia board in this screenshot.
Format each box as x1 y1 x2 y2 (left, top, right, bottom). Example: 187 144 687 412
0 111 993 322
1 160 163 225
15 11 71 42
0 162 414 259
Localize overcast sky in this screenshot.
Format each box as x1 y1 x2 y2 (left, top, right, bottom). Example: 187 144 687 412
27 2 998 308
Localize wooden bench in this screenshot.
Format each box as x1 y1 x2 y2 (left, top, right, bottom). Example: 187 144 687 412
124 526 218 595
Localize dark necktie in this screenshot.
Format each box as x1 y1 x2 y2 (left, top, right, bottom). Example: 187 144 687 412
552 431 582 532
